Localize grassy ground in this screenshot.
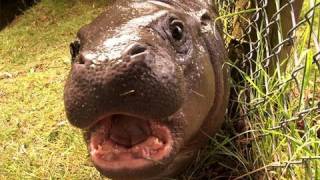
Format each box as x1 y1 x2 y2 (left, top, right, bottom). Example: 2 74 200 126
0 0 107 179
0 0 319 179
182 1 320 179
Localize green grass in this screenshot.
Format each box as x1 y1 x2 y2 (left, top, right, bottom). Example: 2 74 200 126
0 0 107 179
0 0 319 179
182 1 320 179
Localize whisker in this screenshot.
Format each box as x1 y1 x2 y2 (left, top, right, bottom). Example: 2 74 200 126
143 157 165 165
120 90 136 96
191 89 205 98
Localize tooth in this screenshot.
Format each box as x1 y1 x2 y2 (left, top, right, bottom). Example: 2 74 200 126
97 145 102 151
142 147 150 158
113 147 121 154
155 138 161 144
90 149 96 155
102 153 114 161
132 151 141 158
132 146 139 152
107 154 114 161
151 138 163 150
131 146 141 158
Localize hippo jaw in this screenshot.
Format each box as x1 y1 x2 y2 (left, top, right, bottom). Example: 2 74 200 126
87 114 176 176
64 0 228 179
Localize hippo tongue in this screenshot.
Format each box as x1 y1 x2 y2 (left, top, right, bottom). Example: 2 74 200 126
109 115 151 147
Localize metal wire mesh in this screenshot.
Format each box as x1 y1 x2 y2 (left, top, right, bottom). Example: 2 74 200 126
213 0 320 179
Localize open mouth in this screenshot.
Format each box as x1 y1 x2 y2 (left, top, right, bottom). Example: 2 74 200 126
89 114 173 171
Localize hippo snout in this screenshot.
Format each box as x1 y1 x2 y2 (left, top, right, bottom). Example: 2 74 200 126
64 42 185 129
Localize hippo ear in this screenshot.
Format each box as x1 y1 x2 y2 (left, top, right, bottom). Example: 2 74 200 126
197 9 222 38
197 0 219 26
199 10 212 26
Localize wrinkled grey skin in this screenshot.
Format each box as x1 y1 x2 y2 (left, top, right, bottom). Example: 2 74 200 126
64 0 229 179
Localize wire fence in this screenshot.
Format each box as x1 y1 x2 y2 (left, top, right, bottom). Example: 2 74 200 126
211 0 320 179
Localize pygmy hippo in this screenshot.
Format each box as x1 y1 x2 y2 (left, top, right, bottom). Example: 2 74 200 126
64 0 229 179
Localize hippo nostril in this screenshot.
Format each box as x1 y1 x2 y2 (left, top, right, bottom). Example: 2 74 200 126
77 54 92 65
77 55 85 64
129 44 147 56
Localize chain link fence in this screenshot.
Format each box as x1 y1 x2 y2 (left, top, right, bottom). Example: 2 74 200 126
183 0 319 179
219 0 319 179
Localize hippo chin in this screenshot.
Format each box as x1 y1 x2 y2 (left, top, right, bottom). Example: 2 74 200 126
64 0 229 179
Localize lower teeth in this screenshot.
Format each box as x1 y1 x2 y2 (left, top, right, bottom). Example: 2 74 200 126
102 154 114 161
94 136 165 161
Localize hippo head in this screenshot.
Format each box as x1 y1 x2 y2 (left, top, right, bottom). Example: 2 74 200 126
64 0 229 179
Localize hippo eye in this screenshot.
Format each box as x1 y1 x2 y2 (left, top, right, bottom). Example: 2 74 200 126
169 20 184 41
70 40 81 63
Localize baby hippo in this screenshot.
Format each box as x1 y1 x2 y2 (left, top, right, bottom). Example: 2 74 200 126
64 0 229 179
